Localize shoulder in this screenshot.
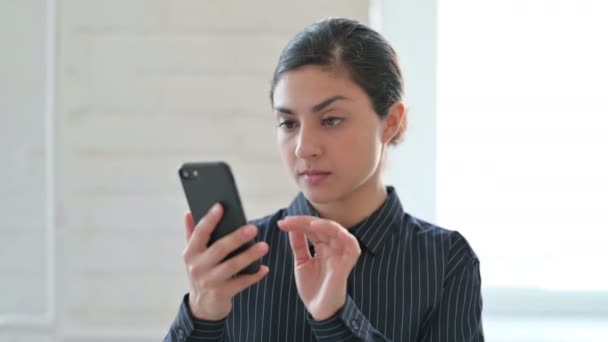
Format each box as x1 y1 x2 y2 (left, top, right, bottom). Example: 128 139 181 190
404 213 479 271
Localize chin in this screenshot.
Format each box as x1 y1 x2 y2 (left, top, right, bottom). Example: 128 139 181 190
299 181 344 205
302 188 333 204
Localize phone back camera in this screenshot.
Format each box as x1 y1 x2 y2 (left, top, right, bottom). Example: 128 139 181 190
181 169 190 179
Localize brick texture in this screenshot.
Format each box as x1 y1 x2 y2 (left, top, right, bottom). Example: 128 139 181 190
54 0 369 338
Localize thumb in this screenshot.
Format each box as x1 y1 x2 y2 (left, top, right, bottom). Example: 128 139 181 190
288 231 312 266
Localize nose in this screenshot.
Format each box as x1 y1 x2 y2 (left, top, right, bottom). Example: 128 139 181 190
295 125 322 160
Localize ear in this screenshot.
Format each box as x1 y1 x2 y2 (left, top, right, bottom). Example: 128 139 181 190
381 102 406 144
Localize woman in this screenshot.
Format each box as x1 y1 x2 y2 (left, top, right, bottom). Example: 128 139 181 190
165 18 483 342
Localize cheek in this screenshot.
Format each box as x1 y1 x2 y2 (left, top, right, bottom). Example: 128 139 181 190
336 123 382 167
277 133 295 162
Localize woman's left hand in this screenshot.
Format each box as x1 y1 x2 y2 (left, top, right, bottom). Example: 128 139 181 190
277 216 361 321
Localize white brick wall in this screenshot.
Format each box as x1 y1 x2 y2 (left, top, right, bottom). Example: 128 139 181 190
0 1 369 341
0 0 49 325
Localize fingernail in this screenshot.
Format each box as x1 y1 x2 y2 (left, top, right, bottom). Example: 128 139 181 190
211 203 221 214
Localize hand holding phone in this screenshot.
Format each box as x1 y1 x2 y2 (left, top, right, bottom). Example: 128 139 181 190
179 162 269 320
179 162 261 274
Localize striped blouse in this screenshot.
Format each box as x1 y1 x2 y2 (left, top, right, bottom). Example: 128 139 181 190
164 186 484 341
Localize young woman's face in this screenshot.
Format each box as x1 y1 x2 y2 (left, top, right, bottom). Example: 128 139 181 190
272 65 388 204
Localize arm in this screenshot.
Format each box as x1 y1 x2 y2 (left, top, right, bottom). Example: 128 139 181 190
308 234 484 342
163 294 226 342
278 216 391 341
308 295 391 341
419 234 484 342
164 207 269 341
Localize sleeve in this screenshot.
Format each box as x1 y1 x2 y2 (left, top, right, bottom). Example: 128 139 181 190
163 293 227 342
419 232 484 342
307 295 391 341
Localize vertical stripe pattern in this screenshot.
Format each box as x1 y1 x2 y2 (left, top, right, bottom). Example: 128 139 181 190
164 186 484 341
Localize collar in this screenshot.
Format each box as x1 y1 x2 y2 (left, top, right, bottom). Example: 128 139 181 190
285 186 405 255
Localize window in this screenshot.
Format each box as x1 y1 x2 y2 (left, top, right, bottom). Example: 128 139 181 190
436 0 608 291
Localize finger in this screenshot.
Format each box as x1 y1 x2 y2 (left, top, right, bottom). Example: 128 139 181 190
310 219 359 250
277 216 317 230
184 203 223 258
279 218 325 247
288 231 312 265
185 211 195 242
278 217 340 240
309 219 341 239
220 265 270 298
211 242 269 280
203 224 259 268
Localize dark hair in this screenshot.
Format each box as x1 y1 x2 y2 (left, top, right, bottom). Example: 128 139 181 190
270 18 406 145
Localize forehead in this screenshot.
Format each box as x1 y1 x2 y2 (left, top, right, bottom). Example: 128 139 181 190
273 65 368 108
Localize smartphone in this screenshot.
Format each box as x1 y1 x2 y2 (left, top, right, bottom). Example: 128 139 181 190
178 161 260 275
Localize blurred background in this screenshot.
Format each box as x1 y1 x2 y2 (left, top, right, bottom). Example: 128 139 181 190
1 0 607 341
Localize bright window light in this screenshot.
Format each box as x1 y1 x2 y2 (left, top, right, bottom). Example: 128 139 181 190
437 0 608 290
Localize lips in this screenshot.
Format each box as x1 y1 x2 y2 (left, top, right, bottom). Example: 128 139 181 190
299 170 332 186
300 170 331 176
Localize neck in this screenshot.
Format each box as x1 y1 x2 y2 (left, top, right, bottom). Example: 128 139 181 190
310 177 388 229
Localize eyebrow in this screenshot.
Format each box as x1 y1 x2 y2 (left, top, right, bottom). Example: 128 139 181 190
274 95 348 116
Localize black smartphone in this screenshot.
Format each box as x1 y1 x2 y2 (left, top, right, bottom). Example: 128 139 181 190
178 161 260 275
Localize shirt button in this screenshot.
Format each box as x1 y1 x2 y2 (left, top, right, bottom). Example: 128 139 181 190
350 319 360 331
178 329 184 340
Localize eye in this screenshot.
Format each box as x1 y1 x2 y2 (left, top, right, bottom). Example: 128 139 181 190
278 120 298 130
322 117 344 127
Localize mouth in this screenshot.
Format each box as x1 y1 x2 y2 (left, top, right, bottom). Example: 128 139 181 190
299 170 332 186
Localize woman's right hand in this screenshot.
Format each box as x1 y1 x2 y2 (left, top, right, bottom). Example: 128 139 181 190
182 203 269 321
